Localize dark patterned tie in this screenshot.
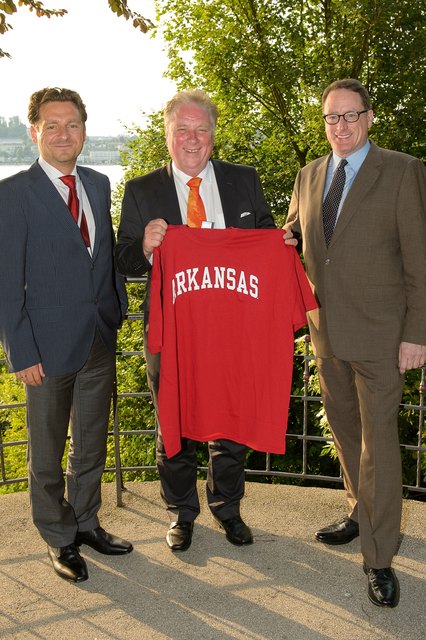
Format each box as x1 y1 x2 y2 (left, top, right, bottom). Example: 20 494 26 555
60 175 91 247
322 158 348 246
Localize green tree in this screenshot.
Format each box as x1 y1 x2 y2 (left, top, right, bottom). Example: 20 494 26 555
113 0 426 489
1 0 425 493
0 362 27 492
152 0 425 213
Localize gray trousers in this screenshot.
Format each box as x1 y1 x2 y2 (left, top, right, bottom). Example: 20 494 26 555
26 332 115 547
145 336 247 522
316 356 404 568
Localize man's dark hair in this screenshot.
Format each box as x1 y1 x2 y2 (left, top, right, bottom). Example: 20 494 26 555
322 78 372 111
28 87 87 124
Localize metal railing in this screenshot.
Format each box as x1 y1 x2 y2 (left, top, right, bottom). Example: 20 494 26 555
1 320 425 505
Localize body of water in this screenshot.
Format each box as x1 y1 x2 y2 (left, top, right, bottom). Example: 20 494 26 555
0 164 125 192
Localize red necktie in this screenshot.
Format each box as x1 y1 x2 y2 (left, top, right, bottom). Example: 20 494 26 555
186 177 206 228
59 175 91 247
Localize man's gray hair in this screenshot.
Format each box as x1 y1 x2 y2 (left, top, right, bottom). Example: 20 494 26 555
164 89 218 134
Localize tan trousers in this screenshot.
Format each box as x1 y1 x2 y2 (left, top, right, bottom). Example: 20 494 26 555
316 356 404 568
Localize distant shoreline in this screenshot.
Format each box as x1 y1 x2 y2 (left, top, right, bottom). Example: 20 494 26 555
0 161 121 166
0 164 125 190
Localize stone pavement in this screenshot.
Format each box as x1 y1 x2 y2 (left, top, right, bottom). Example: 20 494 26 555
0 482 425 640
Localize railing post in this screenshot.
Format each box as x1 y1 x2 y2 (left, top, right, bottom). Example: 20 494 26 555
416 367 425 488
0 422 6 485
112 374 124 507
302 334 311 476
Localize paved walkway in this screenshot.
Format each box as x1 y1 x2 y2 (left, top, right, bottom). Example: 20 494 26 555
0 482 425 640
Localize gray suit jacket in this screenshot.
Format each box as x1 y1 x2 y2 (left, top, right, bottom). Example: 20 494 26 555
115 159 275 318
285 142 426 360
0 161 127 376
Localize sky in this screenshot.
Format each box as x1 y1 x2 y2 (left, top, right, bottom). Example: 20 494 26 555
1 0 177 136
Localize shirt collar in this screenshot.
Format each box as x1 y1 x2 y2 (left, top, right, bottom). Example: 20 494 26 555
172 160 212 187
38 156 78 181
332 139 371 173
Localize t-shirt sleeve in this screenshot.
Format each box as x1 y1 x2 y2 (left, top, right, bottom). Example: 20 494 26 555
290 248 318 332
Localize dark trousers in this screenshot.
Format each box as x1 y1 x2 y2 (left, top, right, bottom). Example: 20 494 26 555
316 355 404 568
26 332 116 547
145 337 247 522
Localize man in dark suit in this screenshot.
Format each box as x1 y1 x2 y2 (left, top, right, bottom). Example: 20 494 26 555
285 78 426 607
0 87 133 583
116 89 276 552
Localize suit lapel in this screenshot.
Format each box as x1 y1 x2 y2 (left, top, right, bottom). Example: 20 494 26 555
310 155 330 243
28 162 89 256
159 163 185 224
78 167 103 260
211 160 240 227
329 143 382 247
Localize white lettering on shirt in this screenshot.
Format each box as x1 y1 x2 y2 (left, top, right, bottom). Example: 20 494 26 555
172 266 259 303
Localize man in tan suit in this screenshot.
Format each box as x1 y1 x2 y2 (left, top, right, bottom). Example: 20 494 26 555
285 78 426 608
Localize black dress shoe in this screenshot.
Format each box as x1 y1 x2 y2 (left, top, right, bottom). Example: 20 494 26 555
315 516 359 545
166 521 194 551
75 526 133 555
214 515 253 545
363 563 400 607
47 544 88 583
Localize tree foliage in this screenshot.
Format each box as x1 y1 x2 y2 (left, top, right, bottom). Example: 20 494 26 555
151 0 425 213
111 0 426 490
1 0 425 494
0 0 153 58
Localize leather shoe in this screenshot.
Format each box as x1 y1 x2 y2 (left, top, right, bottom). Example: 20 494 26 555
166 521 194 551
363 563 400 607
214 515 253 545
47 544 88 583
315 516 359 545
75 526 133 555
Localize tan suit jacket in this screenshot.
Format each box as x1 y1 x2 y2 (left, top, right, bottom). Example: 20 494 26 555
286 142 426 360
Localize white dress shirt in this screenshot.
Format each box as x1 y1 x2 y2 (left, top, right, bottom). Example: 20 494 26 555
38 156 96 254
172 160 226 229
323 140 371 224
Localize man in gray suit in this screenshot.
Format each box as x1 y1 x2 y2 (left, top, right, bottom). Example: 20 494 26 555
116 89 276 553
285 78 426 607
0 87 132 583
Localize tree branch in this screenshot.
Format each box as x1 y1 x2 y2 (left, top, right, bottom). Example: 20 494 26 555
0 0 154 58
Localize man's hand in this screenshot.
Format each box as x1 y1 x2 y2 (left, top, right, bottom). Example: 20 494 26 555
283 228 298 246
15 363 45 387
398 342 426 374
143 219 168 259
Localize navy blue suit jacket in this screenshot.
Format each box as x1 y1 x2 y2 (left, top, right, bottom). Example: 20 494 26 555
0 161 127 376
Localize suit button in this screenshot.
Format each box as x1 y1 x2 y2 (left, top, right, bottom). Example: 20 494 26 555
325 258 331 265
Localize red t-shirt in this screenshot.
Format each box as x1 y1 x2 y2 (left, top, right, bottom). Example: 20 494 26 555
148 226 317 458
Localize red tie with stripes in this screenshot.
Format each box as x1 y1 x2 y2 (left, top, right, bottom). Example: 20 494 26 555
60 175 90 247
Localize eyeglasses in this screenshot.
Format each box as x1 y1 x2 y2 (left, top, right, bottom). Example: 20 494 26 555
323 110 369 125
